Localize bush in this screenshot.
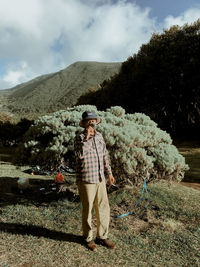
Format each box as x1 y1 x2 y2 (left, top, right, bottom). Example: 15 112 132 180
15 105 189 185
0 118 33 147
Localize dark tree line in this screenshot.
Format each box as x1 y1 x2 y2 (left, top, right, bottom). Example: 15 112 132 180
77 20 200 137
0 118 34 147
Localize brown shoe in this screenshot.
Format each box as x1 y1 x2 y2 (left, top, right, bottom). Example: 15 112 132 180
87 240 97 251
96 238 115 249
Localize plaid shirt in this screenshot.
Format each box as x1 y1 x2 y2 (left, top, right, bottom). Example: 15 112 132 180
74 130 112 183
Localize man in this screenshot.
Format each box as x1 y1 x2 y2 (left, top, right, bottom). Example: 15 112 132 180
74 111 115 251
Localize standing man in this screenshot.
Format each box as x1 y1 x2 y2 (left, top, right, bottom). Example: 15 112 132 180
74 111 115 251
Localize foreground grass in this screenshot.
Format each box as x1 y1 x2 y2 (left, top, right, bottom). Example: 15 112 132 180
0 180 199 267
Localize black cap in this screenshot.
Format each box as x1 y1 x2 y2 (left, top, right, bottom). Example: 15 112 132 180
79 111 101 127
82 111 98 120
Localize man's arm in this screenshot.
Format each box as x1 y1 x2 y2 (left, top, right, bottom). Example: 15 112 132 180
74 134 90 160
102 139 115 185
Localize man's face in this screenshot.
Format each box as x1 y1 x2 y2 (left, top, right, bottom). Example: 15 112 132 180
83 119 97 128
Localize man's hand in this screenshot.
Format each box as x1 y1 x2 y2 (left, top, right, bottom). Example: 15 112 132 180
86 126 95 140
108 174 115 186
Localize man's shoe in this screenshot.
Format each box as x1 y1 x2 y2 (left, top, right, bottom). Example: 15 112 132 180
87 240 97 251
96 238 115 249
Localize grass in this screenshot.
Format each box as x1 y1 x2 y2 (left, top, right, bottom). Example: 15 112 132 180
175 140 200 183
179 147 200 183
0 179 199 267
0 144 199 266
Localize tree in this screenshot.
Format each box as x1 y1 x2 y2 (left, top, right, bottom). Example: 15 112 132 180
77 20 200 137
0 117 33 146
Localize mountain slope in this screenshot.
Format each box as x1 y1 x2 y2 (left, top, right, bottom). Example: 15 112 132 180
5 61 121 114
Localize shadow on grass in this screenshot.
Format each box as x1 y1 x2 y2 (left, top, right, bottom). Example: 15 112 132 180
0 177 80 208
0 222 84 244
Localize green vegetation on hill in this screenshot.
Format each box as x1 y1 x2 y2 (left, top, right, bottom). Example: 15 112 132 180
77 20 200 137
2 61 121 115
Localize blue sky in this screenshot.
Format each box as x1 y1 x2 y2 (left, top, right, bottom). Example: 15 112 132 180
134 0 200 22
0 0 200 89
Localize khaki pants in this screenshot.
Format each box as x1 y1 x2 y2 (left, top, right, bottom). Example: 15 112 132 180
77 179 110 242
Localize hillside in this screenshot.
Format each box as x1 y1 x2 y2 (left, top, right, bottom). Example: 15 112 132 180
1 61 121 116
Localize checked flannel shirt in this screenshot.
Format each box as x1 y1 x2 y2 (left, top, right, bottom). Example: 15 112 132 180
74 130 112 183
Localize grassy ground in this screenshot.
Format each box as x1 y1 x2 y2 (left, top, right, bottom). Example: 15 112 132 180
0 145 199 266
0 179 199 267
177 140 200 190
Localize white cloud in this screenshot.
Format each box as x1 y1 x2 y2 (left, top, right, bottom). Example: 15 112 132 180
0 0 157 89
164 7 200 28
58 1 155 62
4 70 26 87
1 61 35 87
1 0 199 89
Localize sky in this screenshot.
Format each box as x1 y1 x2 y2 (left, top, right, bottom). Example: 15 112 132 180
0 0 200 89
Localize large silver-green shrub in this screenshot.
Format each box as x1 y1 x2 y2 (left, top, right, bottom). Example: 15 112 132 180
21 105 188 185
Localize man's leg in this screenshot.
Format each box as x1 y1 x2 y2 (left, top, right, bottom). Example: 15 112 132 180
77 182 97 243
94 180 115 249
94 180 110 240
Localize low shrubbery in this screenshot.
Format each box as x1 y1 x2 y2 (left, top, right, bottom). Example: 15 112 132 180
15 105 189 185
0 116 33 147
